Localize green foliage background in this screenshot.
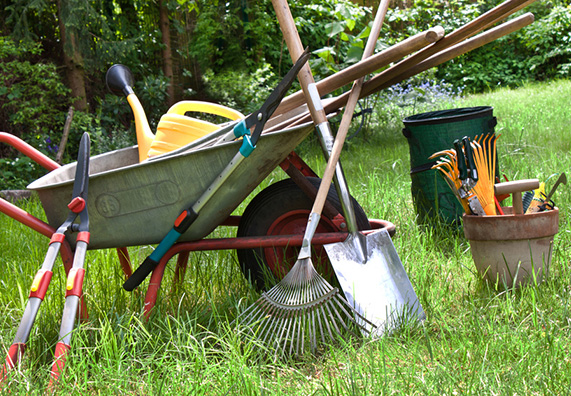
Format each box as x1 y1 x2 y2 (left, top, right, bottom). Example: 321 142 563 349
0 0 570 188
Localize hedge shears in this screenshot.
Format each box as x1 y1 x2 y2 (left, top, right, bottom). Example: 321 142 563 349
1 133 91 387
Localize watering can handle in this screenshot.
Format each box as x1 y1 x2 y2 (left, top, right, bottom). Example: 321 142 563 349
166 101 245 121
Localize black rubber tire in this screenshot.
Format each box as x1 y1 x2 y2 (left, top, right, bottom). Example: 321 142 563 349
237 177 370 291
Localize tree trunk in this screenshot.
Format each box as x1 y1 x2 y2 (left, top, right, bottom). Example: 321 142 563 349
159 0 176 106
57 0 87 112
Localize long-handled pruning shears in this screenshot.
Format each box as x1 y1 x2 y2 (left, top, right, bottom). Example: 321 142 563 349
454 137 485 216
123 48 312 291
1 133 91 387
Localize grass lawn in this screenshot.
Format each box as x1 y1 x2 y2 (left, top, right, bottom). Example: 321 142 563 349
1 79 570 394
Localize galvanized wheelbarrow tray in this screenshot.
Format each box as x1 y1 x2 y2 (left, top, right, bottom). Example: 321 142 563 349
0 127 393 315
27 122 314 250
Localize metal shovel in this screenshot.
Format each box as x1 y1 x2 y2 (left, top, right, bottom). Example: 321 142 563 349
273 0 425 335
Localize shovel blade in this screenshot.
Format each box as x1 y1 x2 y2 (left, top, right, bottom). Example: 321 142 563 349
324 228 425 336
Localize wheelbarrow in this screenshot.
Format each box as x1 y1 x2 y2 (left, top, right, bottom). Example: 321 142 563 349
0 65 394 384
0 127 392 296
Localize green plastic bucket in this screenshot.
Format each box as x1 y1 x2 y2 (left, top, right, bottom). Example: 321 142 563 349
402 106 497 224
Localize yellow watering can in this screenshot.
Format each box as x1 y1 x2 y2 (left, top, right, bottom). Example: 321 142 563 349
148 101 244 158
105 65 244 162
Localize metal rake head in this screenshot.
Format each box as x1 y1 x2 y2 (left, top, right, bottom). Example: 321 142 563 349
235 257 375 358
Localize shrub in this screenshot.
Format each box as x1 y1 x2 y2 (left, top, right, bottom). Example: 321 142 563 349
0 37 73 188
384 1 571 92
0 37 71 147
203 63 277 114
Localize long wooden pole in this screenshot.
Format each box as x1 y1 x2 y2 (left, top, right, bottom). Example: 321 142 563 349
289 11 535 126
309 0 390 215
278 0 537 127
271 0 326 126
323 12 536 117
273 26 444 118
336 0 538 108
272 0 364 236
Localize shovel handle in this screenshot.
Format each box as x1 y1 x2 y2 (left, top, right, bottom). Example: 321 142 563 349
310 1 389 214
272 0 327 126
272 0 389 217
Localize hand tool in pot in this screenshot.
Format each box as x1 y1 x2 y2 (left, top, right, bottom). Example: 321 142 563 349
123 48 311 291
534 172 566 212
1 133 91 386
455 137 486 216
494 179 540 214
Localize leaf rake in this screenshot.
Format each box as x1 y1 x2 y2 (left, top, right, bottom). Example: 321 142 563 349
236 251 374 357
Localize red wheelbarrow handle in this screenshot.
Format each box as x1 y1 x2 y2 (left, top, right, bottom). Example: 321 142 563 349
0 132 60 171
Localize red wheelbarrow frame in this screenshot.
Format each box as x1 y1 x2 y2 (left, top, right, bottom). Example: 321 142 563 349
0 132 394 320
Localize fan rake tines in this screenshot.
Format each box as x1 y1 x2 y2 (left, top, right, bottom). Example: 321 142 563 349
236 257 374 357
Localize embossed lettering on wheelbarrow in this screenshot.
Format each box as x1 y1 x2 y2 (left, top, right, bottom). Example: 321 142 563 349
96 179 182 218
28 122 314 249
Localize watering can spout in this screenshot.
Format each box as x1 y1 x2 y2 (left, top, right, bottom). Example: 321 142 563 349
126 94 155 162
106 64 155 162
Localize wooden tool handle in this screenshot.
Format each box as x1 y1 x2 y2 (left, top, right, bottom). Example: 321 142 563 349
272 0 327 126
272 0 388 216
273 26 444 118
494 179 540 195
310 0 389 214
494 179 540 215
313 12 535 123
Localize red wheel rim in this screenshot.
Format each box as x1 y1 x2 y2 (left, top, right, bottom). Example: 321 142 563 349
263 209 338 281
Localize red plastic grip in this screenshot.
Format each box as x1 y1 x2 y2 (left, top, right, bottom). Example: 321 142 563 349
76 232 90 244
65 268 86 297
50 233 66 245
67 197 86 213
49 341 71 383
174 211 187 227
2 343 26 373
29 270 53 299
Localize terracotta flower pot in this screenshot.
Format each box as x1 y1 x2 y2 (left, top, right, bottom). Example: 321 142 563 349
463 207 559 288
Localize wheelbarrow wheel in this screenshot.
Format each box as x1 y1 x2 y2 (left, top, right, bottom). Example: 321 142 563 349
237 177 370 291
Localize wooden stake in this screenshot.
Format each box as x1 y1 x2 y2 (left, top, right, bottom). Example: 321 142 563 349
56 107 74 164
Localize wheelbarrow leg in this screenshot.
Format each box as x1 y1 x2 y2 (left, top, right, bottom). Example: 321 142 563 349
173 251 190 290
144 246 194 318
144 259 169 319
116 247 133 279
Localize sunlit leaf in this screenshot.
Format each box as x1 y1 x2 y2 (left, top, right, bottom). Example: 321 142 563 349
326 21 345 38
314 47 335 63
346 46 363 63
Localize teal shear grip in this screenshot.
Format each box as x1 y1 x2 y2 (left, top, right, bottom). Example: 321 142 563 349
233 119 250 139
239 134 255 157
